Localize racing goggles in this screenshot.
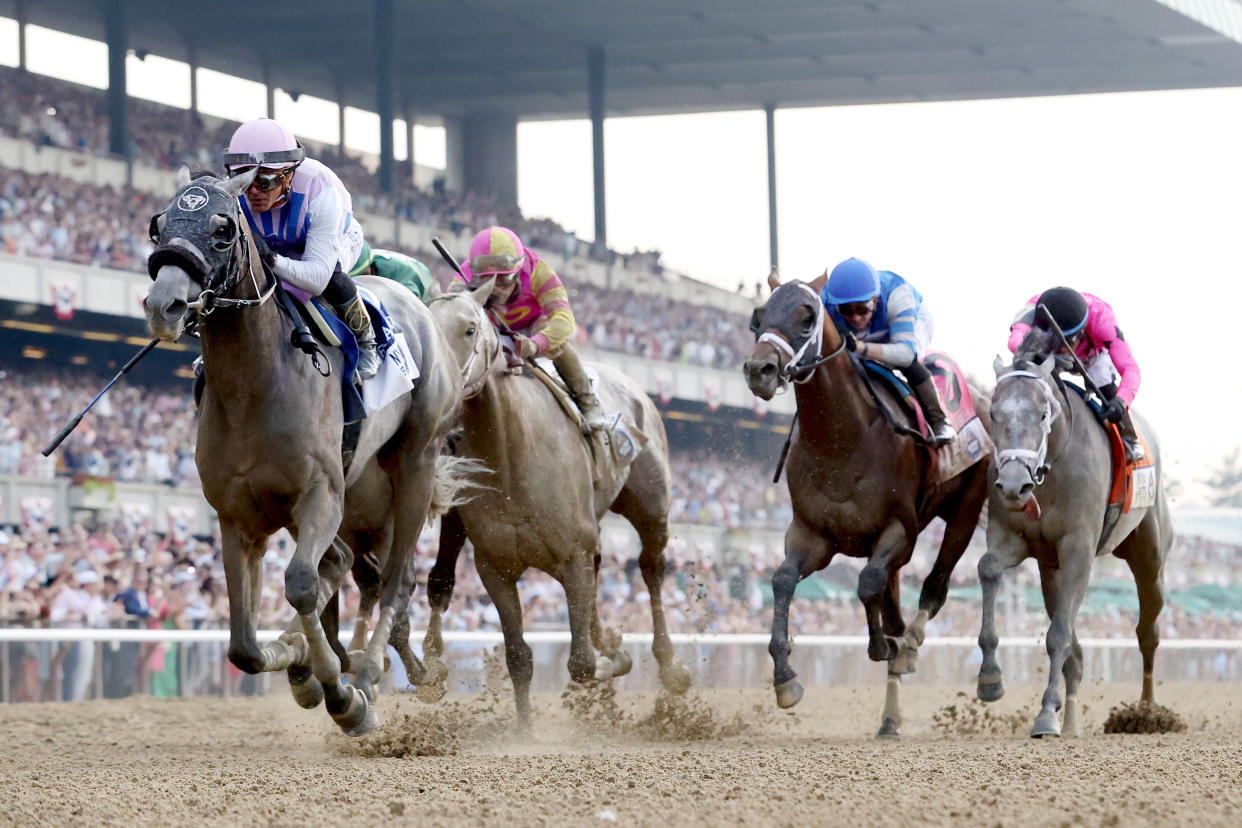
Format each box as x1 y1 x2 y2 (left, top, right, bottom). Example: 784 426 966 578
228 166 294 193
469 253 523 278
838 300 876 318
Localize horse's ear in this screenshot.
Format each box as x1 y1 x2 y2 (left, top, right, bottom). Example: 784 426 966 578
993 355 1006 377
767 266 782 291
1037 354 1056 376
423 279 443 301
222 168 256 198
469 275 496 305
808 269 828 293
748 307 764 339
175 165 192 189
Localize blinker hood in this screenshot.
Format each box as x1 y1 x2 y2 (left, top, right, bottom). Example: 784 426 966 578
147 180 243 281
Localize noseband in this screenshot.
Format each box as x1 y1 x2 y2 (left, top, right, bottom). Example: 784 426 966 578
994 368 1067 486
756 284 847 387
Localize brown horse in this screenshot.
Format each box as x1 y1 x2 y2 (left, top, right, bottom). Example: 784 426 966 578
743 272 991 737
143 169 464 735
421 281 691 727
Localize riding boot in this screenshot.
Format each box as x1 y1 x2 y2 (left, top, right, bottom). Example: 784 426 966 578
1117 410 1145 463
337 295 381 381
552 345 607 433
912 376 956 447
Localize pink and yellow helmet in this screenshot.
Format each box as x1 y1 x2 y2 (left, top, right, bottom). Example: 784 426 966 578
463 226 526 281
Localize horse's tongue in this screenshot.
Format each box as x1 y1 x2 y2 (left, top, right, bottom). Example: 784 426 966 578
1022 495 1042 521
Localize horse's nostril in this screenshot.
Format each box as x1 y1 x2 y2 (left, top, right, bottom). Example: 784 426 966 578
165 299 186 317
1019 482 1035 498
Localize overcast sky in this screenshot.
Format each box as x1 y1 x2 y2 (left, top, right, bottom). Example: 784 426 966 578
4 20 1238 504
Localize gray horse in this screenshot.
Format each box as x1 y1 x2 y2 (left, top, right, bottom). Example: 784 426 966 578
422 282 692 728
981 331 1172 738
144 168 465 735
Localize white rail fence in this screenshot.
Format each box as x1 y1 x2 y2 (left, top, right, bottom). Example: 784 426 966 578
1 628 1238 703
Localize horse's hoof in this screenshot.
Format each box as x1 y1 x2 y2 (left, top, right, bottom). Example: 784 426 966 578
593 655 615 681
609 649 633 678
890 645 918 675
977 672 1006 703
660 662 693 696
876 718 900 739
288 675 325 710
774 679 804 709
347 649 367 672
345 705 380 737
868 635 898 662
331 686 372 734
415 682 447 704
1030 710 1062 738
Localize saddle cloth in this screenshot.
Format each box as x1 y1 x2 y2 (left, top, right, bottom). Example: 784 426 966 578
862 350 992 482
1106 423 1156 512
283 283 419 417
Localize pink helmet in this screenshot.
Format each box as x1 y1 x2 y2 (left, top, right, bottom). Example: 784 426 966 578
462 226 526 281
223 118 305 172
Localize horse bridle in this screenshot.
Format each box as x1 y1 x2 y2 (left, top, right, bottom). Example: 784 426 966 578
757 283 848 388
430 294 502 399
184 226 276 319
994 368 1071 486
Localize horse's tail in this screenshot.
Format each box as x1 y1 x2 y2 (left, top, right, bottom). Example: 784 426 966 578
428 454 494 520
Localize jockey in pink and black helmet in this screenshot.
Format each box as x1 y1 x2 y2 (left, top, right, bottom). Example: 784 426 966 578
456 225 605 433
1008 286 1144 461
223 118 380 380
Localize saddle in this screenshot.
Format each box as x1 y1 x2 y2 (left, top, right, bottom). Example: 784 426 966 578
856 351 992 482
522 358 641 473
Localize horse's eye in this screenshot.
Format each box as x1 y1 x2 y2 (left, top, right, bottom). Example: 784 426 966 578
465 326 476 337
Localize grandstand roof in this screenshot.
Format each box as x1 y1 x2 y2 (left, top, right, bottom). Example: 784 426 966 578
22 0 1242 118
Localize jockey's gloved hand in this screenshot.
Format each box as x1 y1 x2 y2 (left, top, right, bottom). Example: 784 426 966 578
1101 397 1126 423
513 334 538 359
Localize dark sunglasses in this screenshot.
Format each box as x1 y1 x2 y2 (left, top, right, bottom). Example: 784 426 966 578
838 301 875 318
249 170 292 192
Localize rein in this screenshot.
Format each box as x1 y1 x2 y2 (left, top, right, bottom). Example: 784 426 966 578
186 227 277 319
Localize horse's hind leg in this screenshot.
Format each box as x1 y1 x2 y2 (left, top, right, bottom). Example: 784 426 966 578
857 522 912 664
610 484 690 694
877 573 906 738
977 525 1029 703
475 557 534 729
769 519 831 709
418 508 467 702
1116 516 1167 705
561 550 600 687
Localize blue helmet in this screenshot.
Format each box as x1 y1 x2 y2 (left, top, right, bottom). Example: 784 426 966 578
825 257 880 305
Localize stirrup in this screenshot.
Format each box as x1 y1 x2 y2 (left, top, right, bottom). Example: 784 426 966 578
356 343 380 381
1123 440 1145 463
929 423 956 447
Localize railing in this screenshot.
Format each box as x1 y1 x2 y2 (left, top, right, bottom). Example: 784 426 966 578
2 626 1238 703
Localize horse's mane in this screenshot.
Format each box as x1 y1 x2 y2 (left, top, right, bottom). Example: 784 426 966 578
1014 325 1057 364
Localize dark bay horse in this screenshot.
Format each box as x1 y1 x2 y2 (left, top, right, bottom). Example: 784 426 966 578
143 169 464 735
422 281 691 728
742 272 991 737
983 333 1171 737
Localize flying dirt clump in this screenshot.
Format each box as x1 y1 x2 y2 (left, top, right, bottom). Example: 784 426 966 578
633 691 748 742
1102 700 1187 734
931 692 1027 737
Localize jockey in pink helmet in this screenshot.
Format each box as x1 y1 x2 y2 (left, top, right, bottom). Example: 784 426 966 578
457 226 604 433
223 118 379 380
1008 286 1144 461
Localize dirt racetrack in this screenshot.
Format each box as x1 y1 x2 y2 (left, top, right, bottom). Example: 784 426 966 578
0 677 1238 827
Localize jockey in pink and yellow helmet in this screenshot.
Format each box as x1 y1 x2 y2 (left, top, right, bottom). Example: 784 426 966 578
458 225 605 433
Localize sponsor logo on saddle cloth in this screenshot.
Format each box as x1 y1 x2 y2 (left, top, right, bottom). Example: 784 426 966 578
924 352 994 483
584 367 641 461
356 286 418 414
1107 426 1156 511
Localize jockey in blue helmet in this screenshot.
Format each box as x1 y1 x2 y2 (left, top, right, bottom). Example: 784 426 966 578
821 257 955 446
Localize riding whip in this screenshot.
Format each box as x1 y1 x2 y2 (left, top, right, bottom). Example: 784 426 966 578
42 338 161 456
431 236 466 279
1035 303 1106 399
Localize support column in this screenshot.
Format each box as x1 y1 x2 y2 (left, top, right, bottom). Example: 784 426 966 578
374 0 394 194
405 105 416 185
588 45 607 254
15 0 27 71
187 44 198 116
461 112 517 205
104 0 128 158
264 63 275 119
338 81 348 155
765 102 779 271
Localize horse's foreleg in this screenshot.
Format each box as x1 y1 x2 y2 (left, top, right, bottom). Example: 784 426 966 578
221 523 286 673
1062 629 1084 738
977 526 1029 703
561 548 599 687
348 545 382 658
1032 546 1091 739
769 520 830 709
857 522 911 664
476 556 534 729
417 509 467 702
